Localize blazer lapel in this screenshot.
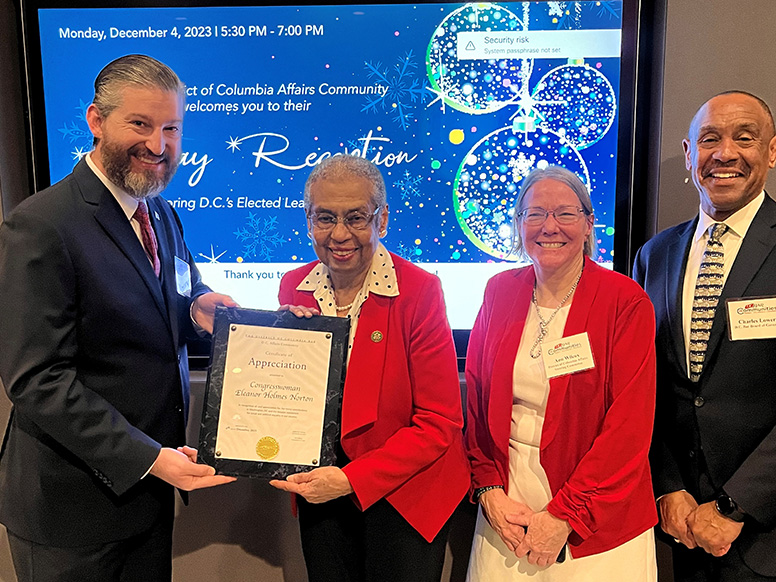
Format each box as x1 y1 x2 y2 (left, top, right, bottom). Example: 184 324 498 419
75 160 170 327
340 293 390 437
666 221 696 378
487 269 532 447
541 259 599 449
149 199 180 349
703 197 776 371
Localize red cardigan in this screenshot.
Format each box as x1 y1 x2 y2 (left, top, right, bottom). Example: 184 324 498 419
465 258 658 558
279 254 470 542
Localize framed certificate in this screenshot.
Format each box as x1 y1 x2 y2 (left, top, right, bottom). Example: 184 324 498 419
199 307 349 479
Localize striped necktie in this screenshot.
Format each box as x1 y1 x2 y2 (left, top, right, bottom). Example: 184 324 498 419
689 223 728 382
133 200 161 277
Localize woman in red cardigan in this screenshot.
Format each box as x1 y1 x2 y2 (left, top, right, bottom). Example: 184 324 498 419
270 155 469 582
465 166 658 580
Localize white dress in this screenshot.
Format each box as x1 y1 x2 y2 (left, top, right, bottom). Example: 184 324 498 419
466 305 657 582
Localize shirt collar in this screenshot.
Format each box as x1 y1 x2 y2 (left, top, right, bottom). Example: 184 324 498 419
85 152 139 221
297 243 399 298
693 191 765 242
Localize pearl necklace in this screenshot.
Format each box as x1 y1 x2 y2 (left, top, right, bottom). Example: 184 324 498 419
335 301 354 311
528 266 584 359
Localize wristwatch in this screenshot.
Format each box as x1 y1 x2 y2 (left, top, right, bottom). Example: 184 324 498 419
715 492 746 523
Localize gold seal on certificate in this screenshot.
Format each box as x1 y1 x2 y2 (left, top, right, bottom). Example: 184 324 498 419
199 307 349 479
256 436 280 460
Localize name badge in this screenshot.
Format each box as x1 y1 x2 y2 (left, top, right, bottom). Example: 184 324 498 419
542 332 595 379
726 296 776 341
175 256 192 297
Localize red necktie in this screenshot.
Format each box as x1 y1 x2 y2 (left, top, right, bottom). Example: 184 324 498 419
133 200 161 277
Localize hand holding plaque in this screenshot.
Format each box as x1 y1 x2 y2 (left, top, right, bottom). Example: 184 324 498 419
269 466 354 503
199 307 349 479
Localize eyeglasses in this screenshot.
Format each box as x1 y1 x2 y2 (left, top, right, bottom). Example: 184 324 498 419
517 205 589 226
307 207 381 232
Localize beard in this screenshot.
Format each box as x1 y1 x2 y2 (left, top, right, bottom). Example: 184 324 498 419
100 141 178 199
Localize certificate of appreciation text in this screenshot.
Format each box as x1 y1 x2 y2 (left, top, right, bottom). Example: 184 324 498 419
199 307 349 479
217 324 331 466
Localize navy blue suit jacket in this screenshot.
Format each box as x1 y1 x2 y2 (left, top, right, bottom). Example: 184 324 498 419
634 194 776 576
0 159 209 546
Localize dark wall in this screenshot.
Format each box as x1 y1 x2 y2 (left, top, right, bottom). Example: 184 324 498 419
656 0 776 232
0 0 30 221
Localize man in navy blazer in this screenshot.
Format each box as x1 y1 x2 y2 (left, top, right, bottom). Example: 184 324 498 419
0 55 234 581
634 91 776 581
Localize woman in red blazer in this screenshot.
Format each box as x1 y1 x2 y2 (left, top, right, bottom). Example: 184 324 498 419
270 155 469 582
465 166 658 581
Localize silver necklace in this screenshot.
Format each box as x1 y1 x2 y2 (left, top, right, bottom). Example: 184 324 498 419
529 266 584 359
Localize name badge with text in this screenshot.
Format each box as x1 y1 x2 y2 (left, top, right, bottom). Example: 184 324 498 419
175 256 192 297
726 296 776 341
542 332 595 379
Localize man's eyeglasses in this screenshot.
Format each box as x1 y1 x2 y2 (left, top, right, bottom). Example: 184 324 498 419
517 205 589 226
307 207 381 232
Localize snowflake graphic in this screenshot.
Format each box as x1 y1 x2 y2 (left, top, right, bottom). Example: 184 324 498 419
71 146 88 161
59 99 91 146
551 1 606 30
363 50 429 130
233 213 286 261
393 171 422 200
548 2 565 17
596 1 621 18
395 242 422 262
509 152 536 182
198 244 227 264
347 138 376 156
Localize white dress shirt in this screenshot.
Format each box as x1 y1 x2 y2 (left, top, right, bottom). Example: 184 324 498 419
85 153 155 263
681 192 765 372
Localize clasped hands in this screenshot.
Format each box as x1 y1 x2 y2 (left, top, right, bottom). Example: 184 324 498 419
480 488 571 567
659 490 744 557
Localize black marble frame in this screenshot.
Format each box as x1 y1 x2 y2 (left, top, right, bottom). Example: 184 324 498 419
199 307 349 479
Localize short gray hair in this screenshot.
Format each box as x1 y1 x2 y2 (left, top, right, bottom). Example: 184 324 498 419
92 54 185 121
511 165 596 259
303 155 387 210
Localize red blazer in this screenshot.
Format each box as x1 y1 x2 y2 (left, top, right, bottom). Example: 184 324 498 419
279 254 470 542
465 258 658 558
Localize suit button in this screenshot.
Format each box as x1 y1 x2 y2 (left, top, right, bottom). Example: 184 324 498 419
688 450 695 458
694 396 705 408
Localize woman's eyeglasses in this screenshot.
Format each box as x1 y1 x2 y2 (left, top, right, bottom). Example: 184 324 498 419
307 207 381 231
517 206 589 226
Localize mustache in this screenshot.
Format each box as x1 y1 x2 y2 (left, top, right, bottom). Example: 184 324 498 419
128 144 170 164
701 162 747 178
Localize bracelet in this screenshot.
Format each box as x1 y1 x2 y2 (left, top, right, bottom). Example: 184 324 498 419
474 485 504 502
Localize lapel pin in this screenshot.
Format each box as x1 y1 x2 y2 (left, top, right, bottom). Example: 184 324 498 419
371 330 384 343
154 211 161 221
